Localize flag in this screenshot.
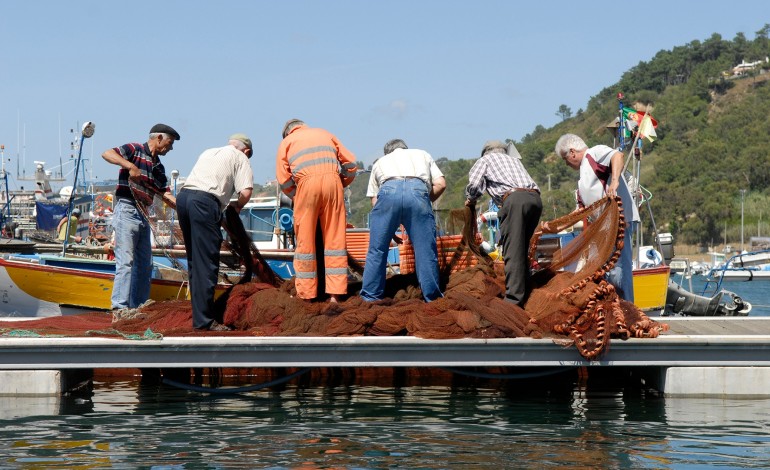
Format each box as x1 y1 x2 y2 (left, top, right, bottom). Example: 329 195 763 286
622 107 658 127
638 114 657 142
622 107 658 140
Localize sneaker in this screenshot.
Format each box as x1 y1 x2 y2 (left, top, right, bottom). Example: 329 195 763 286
208 321 232 332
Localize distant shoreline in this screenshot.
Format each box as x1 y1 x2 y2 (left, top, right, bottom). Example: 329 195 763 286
673 244 754 263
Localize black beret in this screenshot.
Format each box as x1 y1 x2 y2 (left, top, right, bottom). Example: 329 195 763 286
150 123 181 140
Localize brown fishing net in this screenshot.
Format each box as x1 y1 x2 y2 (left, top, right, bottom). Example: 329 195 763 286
0 196 666 360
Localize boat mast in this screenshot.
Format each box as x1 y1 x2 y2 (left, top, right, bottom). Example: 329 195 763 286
0 144 9 230
61 122 95 256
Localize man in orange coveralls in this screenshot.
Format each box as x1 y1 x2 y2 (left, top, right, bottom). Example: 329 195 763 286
276 119 358 302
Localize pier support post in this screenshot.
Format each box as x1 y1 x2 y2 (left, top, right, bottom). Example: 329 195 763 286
651 367 770 398
0 369 93 396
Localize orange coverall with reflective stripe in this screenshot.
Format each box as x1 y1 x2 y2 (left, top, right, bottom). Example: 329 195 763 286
276 125 357 299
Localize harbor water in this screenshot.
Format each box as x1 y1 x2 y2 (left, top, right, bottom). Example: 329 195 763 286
2 279 770 468
3 375 770 469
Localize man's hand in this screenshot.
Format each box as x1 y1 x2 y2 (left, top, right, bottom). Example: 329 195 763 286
162 193 177 210
227 201 243 213
128 165 142 180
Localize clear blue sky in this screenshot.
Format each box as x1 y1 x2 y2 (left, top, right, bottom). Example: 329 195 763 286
1 1 767 189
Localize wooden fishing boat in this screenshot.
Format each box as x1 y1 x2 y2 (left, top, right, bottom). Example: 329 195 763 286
0 253 219 317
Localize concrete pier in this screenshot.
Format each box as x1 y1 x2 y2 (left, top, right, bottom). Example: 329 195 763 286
653 367 770 398
0 370 92 396
1 317 770 397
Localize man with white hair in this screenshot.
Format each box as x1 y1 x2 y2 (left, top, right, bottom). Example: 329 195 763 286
465 140 543 306
361 139 446 302
177 134 254 331
554 133 639 302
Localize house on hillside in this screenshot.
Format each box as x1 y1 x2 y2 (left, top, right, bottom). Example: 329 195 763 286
732 57 769 76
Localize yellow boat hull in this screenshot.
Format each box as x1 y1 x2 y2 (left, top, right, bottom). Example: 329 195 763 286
632 265 670 312
0 257 226 317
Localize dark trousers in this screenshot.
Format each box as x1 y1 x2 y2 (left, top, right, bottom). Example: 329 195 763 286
498 191 543 305
177 189 223 329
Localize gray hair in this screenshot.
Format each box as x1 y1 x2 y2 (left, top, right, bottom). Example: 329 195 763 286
149 132 171 141
480 140 507 157
229 139 249 152
282 119 304 138
383 139 408 155
554 134 588 159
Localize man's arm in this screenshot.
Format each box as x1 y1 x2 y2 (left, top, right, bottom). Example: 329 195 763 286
430 176 446 202
102 148 141 179
275 143 297 199
161 192 176 209
607 150 624 197
464 159 486 206
335 137 358 187
228 188 253 213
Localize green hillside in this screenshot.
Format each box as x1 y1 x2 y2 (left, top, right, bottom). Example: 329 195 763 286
349 26 770 250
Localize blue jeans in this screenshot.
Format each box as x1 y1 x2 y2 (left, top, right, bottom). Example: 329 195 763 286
361 178 442 302
605 183 637 303
606 220 637 303
111 199 153 309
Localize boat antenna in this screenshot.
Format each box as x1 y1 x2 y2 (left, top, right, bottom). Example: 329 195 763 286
61 121 95 256
0 144 9 233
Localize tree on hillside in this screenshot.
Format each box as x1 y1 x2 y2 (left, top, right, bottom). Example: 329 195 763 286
556 104 572 121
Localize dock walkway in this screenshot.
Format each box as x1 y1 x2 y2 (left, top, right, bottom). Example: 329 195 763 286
1 317 770 369
2 317 770 396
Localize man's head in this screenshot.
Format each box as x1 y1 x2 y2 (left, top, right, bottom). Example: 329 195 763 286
71 208 81 218
480 140 507 157
229 133 253 158
383 139 408 155
554 134 588 170
148 123 180 156
282 119 304 138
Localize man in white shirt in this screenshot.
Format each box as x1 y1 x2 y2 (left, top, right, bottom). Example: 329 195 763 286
177 134 254 330
554 133 639 302
361 139 446 302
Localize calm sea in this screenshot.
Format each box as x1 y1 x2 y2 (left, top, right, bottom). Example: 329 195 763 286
2 279 770 468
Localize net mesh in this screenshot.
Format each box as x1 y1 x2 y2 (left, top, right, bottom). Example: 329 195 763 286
0 195 667 360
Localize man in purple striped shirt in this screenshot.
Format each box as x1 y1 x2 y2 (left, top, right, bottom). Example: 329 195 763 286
102 123 179 310
465 140 543 306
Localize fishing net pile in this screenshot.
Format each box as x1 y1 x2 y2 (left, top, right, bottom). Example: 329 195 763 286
0 196 666 360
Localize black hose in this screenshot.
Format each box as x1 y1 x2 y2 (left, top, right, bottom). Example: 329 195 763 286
161 367 312 395
441 366 576 380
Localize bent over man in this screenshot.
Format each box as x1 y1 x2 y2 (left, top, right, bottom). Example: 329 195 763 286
276 119 357 302
465 140 542 306
361 139 445 302
554 133 639 302
177 134 254 331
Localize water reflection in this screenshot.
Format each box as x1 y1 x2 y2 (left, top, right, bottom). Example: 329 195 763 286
1 368 770 468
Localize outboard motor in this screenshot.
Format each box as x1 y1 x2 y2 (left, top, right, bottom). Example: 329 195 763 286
720 292 752 316
655 232 674 264
664 280 751 316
